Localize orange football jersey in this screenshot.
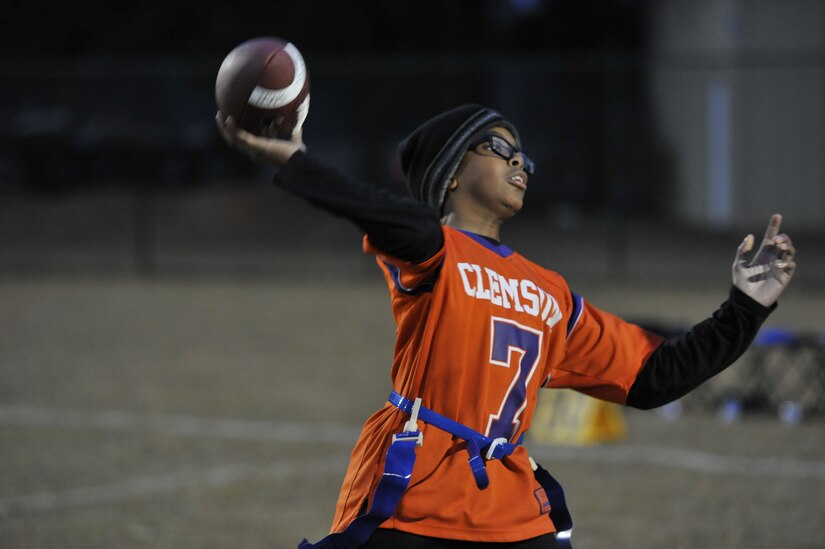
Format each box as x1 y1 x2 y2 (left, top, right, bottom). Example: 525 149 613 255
331 226 663 542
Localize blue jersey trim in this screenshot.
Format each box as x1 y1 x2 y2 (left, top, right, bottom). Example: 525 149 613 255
382 260 437 296
566 292 584 338
457 230 514 258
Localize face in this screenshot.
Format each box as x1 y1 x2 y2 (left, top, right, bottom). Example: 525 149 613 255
445 127 531 221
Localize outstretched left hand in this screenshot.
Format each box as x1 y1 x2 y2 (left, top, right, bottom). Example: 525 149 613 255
732 214 797 307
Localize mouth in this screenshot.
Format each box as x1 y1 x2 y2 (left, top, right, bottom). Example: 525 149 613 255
507 171 528 190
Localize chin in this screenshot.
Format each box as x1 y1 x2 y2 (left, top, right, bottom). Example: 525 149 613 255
500 199 523 219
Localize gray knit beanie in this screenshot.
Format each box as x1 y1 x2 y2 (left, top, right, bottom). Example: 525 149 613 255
398 104 520 213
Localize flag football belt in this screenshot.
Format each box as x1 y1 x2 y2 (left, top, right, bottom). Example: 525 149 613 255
391 391 574 548
388 390 523 489
298 391 573 549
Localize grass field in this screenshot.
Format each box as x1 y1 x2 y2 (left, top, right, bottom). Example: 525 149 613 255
1 278 824 548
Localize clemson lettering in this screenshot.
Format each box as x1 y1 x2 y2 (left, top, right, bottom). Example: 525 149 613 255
457 262 563 329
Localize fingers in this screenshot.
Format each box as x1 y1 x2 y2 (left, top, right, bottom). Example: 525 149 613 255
215 111 252 146
753 214 796 266
774 234 796 257
216 111 305 166
775 259 797 274
769 232 797 276
763 213 782 241
215 111 233 144
737 234 754 258
232 125 263 150
216 112 265 160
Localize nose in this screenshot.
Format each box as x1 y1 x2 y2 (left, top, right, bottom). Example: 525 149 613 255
508 154 524 169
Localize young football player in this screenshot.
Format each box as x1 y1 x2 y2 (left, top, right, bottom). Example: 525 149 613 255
217 104 796 549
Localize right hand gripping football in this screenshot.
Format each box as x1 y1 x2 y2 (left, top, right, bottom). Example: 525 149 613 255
732 214 797 307
216 111 305 167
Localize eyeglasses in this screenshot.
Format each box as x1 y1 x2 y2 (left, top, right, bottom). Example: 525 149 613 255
468 134 535 175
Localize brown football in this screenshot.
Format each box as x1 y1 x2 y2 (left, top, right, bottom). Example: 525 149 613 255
215 37 310 138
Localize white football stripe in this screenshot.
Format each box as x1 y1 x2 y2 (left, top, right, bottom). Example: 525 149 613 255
247 42 306 109
292 94 310 136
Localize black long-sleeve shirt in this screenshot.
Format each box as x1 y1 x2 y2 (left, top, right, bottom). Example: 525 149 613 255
273 151 775 410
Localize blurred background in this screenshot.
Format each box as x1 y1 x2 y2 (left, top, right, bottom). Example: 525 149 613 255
1 0 824 274
1 1 824 547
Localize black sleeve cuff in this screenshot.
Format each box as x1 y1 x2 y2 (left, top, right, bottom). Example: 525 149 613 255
271 150 312 190
729 284 777 317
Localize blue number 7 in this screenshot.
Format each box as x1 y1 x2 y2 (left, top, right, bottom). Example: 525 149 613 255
486 317 543 442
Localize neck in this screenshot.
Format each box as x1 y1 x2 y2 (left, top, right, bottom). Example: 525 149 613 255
441 211 501 241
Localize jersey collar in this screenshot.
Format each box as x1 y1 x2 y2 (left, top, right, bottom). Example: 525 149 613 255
457 229 514 258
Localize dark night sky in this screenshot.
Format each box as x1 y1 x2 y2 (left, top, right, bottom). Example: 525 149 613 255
4 0 647 56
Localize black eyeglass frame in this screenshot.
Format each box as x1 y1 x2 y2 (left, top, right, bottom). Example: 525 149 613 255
467 134 535 175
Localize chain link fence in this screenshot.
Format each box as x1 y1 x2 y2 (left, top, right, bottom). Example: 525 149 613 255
658 327 825 423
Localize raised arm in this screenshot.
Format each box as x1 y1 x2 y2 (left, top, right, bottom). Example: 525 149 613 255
216 113 443 263
627 215 797 409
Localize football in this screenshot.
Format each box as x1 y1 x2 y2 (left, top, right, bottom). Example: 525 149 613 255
215 37 310 139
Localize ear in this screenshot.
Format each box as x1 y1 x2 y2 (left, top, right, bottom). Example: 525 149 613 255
448 177 459 191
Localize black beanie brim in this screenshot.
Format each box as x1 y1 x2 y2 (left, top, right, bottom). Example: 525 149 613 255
398 104 520 213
